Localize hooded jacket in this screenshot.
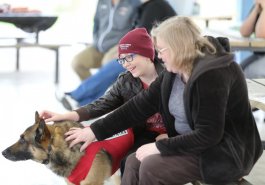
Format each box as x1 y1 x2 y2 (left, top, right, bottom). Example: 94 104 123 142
90 37 263 183
93 0 140 52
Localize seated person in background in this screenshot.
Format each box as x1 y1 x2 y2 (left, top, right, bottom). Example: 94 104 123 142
41 28 167 176
72 0 141 80
60 60 124 110
240 0 265 78
63 16 263 185
58 0 177 110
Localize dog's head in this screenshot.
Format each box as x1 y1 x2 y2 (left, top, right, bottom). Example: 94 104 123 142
2 111 52 164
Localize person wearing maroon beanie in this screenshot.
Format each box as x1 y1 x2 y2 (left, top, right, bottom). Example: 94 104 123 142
40 27 166 181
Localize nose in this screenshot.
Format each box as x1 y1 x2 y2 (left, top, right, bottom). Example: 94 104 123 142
122 61 130 68
2 148 10 159
2 149 7 157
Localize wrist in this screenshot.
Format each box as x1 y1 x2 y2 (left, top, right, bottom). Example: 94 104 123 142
86 127 96 141
67 111 79 121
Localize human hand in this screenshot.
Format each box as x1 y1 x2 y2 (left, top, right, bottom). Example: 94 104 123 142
39 110 61 123
136 143 160 162
155 133 168 141
40 110 59 122
65 127 96 152
39 110 79 123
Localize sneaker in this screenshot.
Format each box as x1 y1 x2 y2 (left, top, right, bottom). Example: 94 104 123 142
55 89 78 111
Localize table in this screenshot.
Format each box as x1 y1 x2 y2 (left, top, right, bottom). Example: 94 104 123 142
247 79 265 150
0 13 66 84
0 13 58 43
0 43 70 84
247 79 265 111
192 16 232 28
229 38 265 52
203 28 265 52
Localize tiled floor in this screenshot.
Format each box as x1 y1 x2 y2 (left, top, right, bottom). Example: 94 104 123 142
0 47 264 185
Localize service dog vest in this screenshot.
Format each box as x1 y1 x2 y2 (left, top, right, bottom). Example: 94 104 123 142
67 128 134 185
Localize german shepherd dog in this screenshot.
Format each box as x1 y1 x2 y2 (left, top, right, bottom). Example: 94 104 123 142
2 111 112 185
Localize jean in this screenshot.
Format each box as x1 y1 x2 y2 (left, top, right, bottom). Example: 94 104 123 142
68 59 125 106
240 53 265 79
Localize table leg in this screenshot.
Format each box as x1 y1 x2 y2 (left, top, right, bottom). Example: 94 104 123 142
15 38 23 71
55 48 59 84
205 20 209 28
16 47 20 71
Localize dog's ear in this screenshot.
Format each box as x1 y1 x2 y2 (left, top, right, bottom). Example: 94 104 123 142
35 119 51 143
35 111 40 123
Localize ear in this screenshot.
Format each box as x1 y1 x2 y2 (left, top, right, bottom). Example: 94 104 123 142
35 119 50 143
35 111 40 123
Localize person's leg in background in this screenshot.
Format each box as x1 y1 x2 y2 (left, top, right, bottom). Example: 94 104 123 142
67 59 125 106
101 45 119 65
71 46 104 80
240 54 261 70
243 54 265 79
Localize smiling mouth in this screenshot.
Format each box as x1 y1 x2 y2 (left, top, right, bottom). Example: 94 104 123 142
128 66 136 72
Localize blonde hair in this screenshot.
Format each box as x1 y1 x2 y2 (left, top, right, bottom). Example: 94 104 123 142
151 16 216 75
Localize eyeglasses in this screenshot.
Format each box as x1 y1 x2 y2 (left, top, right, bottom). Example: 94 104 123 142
117 54 136 65
156 47 168 54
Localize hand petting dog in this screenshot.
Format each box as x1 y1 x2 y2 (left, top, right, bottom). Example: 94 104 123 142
65 127 96 152
40 110 79 123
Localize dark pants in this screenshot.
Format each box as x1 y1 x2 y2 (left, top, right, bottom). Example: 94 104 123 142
120 130 159 176
240 53 265 79
121 153 202 185
240 53 264 70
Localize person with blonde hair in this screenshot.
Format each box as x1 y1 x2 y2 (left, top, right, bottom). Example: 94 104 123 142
63 16 263 184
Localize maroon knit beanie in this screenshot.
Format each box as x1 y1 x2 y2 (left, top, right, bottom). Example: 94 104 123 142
118 28 155 61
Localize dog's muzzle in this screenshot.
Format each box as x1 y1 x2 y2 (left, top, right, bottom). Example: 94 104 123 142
2 148 32 161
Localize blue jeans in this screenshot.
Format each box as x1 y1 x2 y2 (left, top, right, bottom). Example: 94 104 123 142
68 59 125 106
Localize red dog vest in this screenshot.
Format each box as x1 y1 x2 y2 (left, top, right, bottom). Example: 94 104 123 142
67 129 134 185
